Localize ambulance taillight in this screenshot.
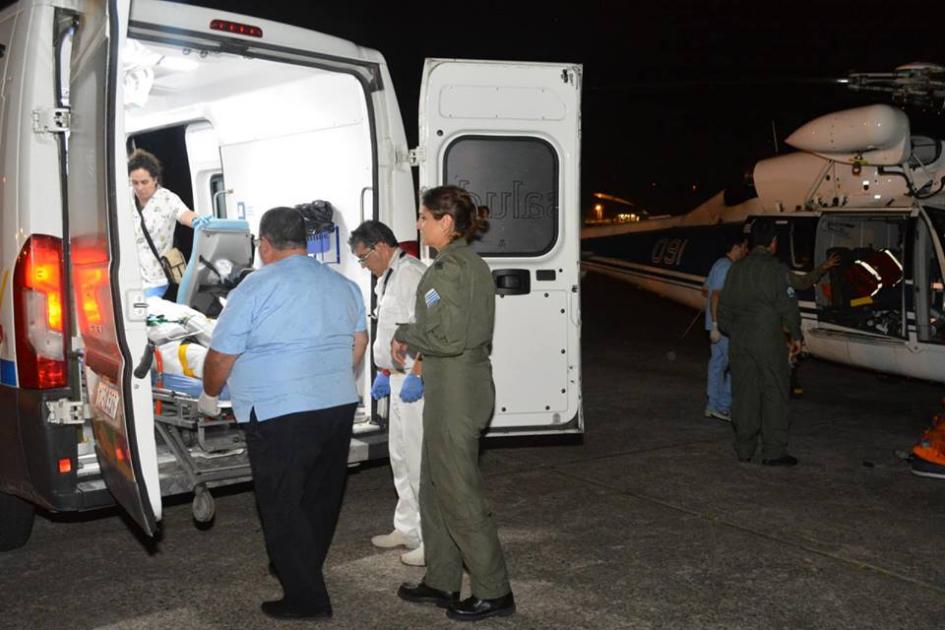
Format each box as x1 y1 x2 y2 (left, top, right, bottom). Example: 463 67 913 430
13 235 67 389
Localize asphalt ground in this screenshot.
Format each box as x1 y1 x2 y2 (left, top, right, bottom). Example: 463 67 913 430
2 271 944 629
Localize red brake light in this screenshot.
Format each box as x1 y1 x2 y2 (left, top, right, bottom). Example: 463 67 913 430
13 235 67 389
58 458 72 474
209 19 263 38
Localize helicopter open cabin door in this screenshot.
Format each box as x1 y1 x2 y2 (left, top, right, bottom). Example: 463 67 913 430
417 59 583 435
808 211 910 376
68 0 161 535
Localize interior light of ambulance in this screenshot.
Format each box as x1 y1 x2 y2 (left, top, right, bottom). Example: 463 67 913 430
58 458 72 474
209 19 263 38
13 235 67 389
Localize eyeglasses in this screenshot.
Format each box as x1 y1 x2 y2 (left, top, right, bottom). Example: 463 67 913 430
253 237 263 247
355 248 375 265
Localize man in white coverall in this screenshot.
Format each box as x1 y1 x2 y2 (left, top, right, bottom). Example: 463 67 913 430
350 221 428 566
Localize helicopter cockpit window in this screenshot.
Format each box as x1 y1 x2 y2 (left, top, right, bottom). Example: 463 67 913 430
814 214 907 338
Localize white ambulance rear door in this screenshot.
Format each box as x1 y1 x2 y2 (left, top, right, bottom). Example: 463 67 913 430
417 59 583 435
68 0 160 535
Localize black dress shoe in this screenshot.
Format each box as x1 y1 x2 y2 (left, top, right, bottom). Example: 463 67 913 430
398 581 460 608
762 454 798 467
260 599 332 620
446 592 516 622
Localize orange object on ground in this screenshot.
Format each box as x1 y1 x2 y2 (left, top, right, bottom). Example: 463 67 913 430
912 411 945 478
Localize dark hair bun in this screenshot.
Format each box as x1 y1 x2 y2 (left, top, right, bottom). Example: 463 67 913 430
472 205 490 239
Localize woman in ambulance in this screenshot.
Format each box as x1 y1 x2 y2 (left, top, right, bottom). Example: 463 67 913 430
128 148 210 298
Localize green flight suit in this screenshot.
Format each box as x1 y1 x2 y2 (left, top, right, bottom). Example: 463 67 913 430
394 239 510 599
718 247 802 460
788 266 827 291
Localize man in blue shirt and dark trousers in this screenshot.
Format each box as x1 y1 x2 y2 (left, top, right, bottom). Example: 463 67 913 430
199 207 367 621
704 232 747 422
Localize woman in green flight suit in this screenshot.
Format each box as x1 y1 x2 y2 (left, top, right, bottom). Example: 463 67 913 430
392 186 515 622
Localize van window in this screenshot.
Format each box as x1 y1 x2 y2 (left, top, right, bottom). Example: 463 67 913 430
442 136 558 257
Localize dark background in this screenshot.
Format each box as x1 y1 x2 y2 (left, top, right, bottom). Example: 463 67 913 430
167 1 944 216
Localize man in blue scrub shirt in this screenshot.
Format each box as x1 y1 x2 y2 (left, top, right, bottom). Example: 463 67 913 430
200 207 367 621
704 233 747 422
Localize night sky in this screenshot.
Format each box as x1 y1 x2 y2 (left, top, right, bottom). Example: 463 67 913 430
174 0 944 217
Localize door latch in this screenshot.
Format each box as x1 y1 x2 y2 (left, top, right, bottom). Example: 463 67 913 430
32 107 71 134
407 147 425 167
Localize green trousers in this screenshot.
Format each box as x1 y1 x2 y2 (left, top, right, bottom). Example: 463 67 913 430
419 355 510 599
730 342 791 460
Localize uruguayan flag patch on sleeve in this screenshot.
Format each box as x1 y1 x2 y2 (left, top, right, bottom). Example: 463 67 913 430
425 288 441 307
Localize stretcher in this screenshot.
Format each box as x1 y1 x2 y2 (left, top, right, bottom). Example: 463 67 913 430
150 374 250 523
135 324 248 524
137 219 382 522
136 217 254 523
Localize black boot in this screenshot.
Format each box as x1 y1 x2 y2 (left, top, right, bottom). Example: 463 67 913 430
762 454 798 467
260 598 332 620
397 581 459 608
446 592 516 621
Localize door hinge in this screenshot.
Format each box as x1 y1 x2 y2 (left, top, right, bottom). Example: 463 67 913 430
46 398 91 425
407 147 425 167
32 107 71 134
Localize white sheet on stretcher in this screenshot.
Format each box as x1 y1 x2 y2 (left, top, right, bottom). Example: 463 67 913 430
146 298 230 400
146 297 215 346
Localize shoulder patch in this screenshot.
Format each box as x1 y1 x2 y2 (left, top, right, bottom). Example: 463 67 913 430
424 288 441 307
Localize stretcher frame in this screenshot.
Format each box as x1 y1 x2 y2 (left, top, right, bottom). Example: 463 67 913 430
151 386 252 523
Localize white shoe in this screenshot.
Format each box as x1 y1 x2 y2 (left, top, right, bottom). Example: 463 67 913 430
371 530 414 549
705 409 732 422
400 545 425 567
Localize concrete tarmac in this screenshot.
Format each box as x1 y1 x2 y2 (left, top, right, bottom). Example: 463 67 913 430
2 272 944 629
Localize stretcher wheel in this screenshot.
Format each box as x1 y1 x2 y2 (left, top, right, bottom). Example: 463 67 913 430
192 484 215 523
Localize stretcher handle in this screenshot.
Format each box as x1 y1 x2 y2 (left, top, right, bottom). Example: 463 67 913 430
134 341 156 379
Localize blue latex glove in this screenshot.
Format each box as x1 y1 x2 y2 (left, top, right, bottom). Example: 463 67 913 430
400 373 424 402
371 372 390 399
191 215 211 230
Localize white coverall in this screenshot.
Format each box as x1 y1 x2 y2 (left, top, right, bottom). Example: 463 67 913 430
374 249 427 547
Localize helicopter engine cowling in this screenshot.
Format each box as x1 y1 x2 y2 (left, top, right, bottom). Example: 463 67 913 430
785 104 910 166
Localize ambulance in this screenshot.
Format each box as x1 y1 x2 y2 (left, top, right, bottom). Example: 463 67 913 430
0 0 583 549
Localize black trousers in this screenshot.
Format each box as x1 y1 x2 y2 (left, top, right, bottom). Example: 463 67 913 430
244 404 356 608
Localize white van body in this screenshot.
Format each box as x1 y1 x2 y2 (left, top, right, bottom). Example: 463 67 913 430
0 0 583 547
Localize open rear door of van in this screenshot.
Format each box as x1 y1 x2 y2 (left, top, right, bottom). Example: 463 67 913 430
418 60 583 435
68 0 160 535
